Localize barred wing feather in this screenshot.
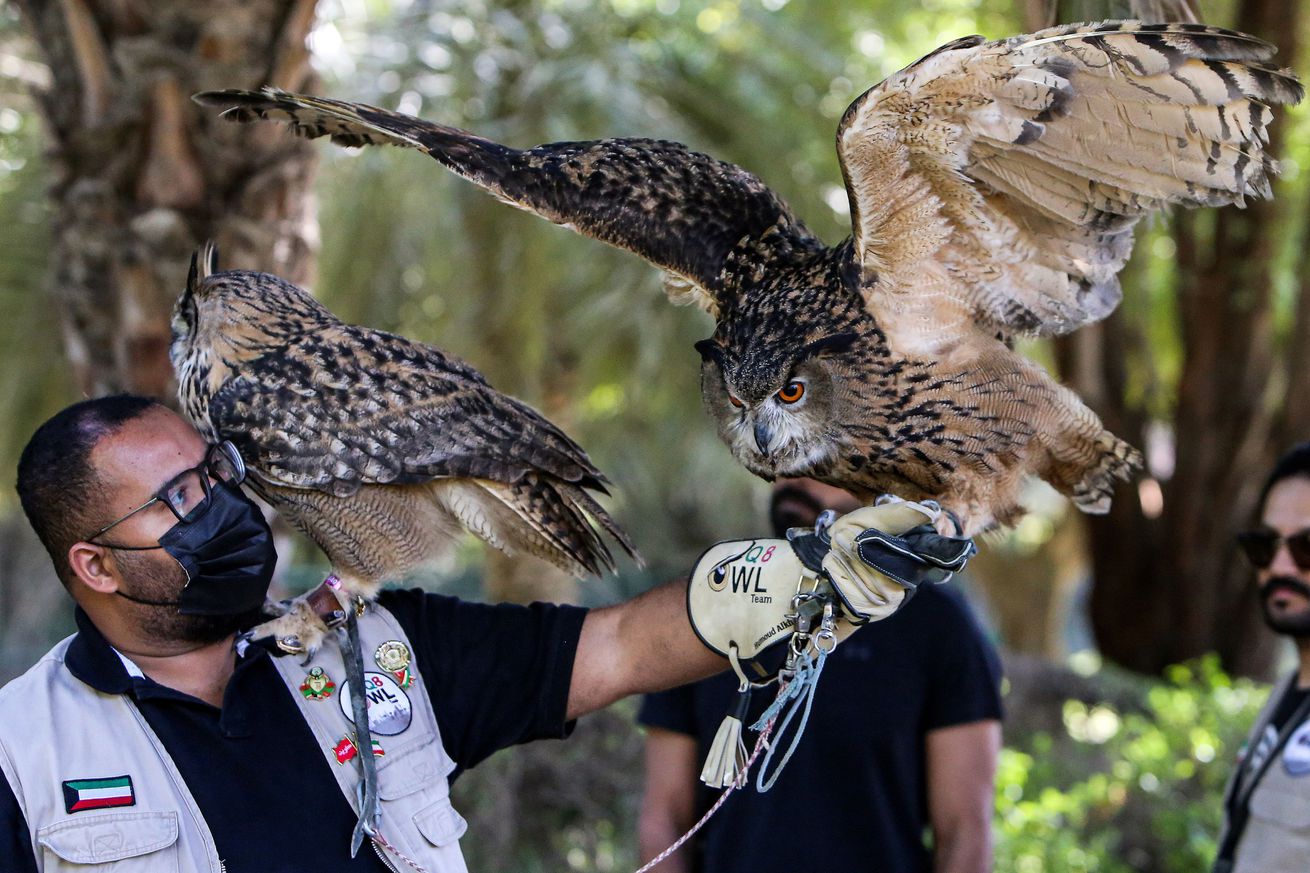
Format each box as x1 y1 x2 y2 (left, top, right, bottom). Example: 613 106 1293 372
838 21 1303 357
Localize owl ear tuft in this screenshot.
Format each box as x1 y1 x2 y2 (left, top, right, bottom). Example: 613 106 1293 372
189 241 219 294
694 339 728 368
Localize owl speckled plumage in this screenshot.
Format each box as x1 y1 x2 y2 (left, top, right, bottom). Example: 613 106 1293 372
198 21 1303 533
172 244 636 648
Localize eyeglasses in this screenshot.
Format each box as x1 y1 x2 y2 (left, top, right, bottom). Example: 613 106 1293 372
86 441 246 546
1236 528 1310 571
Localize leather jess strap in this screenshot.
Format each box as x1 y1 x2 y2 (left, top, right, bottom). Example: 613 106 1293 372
305 576 351 628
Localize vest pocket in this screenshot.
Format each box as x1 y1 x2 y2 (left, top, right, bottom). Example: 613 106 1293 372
414 797 469 848
378 739 457 800
37 810 180 869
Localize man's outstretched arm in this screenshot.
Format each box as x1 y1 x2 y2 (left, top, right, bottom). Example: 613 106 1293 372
568 578 722 720
567 498 975 720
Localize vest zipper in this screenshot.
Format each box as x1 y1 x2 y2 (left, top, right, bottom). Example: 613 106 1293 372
371 838 400 872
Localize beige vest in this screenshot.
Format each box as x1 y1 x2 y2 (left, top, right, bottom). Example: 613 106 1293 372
0 605 468 872
1220 673 1310 873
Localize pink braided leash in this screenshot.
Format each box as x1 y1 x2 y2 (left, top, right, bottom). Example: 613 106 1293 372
632 712 781 873
371 830 430 873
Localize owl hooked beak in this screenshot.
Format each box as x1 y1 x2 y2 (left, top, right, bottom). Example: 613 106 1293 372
754 420 776 458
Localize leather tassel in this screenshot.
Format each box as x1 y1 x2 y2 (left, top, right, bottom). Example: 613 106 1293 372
700 685 751 788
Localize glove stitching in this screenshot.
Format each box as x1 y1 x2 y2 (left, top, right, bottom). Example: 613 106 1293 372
855 529 975 571
854 534 928 570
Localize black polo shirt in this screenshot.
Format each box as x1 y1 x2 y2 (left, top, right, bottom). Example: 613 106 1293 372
639 583 1002 873
0 588 586 872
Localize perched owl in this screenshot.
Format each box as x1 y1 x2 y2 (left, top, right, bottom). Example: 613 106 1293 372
172 244 636 648
197 22 1303 533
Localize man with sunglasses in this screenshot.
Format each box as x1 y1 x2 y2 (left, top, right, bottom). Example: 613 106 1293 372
0 396 967 872
1216 442 1310 873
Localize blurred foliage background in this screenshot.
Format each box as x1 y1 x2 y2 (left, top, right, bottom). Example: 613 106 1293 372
3 0 1310 869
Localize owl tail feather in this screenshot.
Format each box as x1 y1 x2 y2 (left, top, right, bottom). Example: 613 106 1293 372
563 483 643 570
491 474 642 578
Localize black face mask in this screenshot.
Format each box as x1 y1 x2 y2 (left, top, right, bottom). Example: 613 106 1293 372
116 483 277 616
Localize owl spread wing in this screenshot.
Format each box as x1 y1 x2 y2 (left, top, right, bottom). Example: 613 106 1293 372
194 88 820 318
837 22 1303 358
208 325 608 499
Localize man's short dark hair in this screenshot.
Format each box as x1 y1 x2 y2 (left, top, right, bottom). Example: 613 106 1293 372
1259 442 1310 516
16 395 164 585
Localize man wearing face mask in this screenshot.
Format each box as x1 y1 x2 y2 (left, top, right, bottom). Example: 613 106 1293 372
0 396 968 872
1215 443 1310 873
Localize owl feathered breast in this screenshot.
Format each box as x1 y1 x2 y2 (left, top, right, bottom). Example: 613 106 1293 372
196 21 1303 531
172 245 636 582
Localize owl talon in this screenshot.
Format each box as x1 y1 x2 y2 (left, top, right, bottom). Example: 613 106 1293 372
249 598 332 656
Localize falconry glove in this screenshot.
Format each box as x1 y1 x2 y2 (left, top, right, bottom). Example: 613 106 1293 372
686 497 976 788
686 497 975 677
685 534 825 789
815 497 976 626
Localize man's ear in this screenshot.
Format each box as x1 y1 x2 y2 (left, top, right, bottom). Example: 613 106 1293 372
68 542 121 594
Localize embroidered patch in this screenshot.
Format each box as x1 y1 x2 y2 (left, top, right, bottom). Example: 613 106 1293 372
333 735 384 765
1284 720 1310 776
339 671 413 736
62 776 135 814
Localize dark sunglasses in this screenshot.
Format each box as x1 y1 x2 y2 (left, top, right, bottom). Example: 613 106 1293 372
1236 528 1310 571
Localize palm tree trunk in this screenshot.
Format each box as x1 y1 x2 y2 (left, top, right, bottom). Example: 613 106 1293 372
16 0 320 401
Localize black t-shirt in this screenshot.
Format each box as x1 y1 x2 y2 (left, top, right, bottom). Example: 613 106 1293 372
0 588 586 872
1270 685 1310 736
638 584 1003 873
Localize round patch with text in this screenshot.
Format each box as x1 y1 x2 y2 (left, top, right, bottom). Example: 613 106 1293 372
338 671 413 736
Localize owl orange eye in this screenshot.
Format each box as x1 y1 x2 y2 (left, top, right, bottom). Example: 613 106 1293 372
776 381 805 404
728 394 744 409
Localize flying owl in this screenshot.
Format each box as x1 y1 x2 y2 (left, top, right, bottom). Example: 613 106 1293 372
197 21 1303 533
172 244 636 649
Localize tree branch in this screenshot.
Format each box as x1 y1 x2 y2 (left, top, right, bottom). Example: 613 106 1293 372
136 74 205 209
58 0 114 126
266 0 318 91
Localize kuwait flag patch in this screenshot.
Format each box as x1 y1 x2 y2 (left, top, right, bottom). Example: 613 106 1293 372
62 776 135 814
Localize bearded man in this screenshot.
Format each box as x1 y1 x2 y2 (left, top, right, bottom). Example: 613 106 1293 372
1216 443 1310 873
0 395 951 871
